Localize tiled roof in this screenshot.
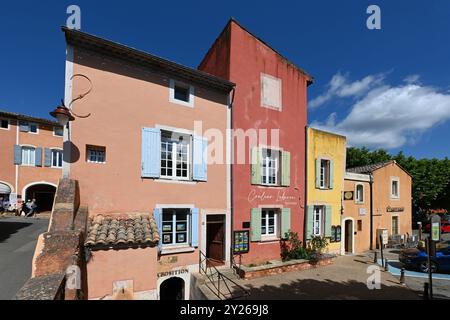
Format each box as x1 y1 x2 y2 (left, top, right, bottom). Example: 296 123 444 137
0 110 61 126
347 161 394 174
85 213 160 248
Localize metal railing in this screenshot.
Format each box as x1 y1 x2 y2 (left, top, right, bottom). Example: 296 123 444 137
199 251 250 300
231 252 243 277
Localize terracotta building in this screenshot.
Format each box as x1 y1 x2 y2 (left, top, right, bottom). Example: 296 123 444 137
306 128 346 254
62 28 234 299
343 161 413 254
199 19 312 265
0 110 63 212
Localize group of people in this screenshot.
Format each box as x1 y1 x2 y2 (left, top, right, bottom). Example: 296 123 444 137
0 197 38 217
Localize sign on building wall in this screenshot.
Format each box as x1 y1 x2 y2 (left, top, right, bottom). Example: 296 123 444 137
233 230 250 254
330 226 342 243
359 208 366 216
387 206 405 213
343 191 354 201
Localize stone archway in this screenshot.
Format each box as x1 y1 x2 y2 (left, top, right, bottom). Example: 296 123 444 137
22 182 57 213
159 277 185 300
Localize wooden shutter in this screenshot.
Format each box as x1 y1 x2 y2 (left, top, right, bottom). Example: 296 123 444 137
315 159 321 188
193 136 208 181
35 148 42 167
250 208 262 241
191 208 199 248
153 208 162 250
14 145 22 165
251 147 262 185
325 205 332 237
44 148 52 167
329 160 334 189
281 151 291 187
281 208 291 239
306 206 315 240
141 128 161 178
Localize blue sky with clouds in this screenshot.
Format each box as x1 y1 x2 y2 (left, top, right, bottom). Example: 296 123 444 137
1 0 449 158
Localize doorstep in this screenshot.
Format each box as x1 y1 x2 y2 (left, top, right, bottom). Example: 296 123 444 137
236 255 336 280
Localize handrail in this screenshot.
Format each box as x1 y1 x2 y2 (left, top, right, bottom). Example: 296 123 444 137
231 252 243 276
199 251 250 300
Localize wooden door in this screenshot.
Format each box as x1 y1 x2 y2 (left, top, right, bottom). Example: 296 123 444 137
206 215 225 264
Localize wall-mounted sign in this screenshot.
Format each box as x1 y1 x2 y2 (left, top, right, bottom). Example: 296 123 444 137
242 222 251 229
387 206 405 213
157 269 189 278
359 208 366 216
247 190 298 205
233 230 250 254
330 225 342 243
343 191 354 201
431 214 441 242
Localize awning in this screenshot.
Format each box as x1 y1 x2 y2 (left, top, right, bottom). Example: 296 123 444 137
0 183 11 194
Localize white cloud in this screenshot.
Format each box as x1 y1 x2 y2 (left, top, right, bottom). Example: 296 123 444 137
311 83 450 149
309 72 385 108
403 74 421 84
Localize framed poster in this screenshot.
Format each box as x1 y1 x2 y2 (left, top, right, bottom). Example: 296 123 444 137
162 223 172 232
176 223 187 232
335 226 342 242
233 230 250 254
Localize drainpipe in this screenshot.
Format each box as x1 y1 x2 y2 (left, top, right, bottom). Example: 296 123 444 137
229 87 235 268
369 174 374 250
303 126 309 245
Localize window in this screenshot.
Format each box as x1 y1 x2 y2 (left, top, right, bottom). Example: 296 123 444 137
356 184 364 203
162 209 190 246
29 123 38 133
0 119 8 129
21 147 36 166
391 178 400 199
87 146 106 163
320 159 331 189
161 131 190 180
51 149 63 168
357 220 363 232
261 209 278 237
313 206 325 236
261 73 282 110
19 121 38 133
54 126 63 137
169 79 194 107
261 149 280 185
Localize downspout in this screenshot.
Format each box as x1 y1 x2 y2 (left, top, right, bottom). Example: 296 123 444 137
229 87 235 268
303 126 309 245
369 173 374 250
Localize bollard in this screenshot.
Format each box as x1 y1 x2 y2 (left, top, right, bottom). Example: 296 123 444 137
373 251 378 264
400 268 405 285
384 258 389 271
423 282 429 300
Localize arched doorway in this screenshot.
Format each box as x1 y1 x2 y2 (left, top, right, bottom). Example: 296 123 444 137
159 277 185 300
0 182 12 200
344 219 354 254
23 183 57 213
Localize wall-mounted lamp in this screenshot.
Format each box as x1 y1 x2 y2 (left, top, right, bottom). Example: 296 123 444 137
50 100 75 126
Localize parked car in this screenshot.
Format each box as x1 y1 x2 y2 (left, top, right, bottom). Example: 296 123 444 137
423 221 450 233
399 241 450 273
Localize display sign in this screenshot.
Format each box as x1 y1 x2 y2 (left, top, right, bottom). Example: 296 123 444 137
343 191 354 201
359 208 366 216
157 269 189 278
233 230 250 254
431 214 441 242
330 225 341 243
386 206 405 213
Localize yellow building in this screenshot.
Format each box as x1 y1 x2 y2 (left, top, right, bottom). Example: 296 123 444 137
306 127 346 254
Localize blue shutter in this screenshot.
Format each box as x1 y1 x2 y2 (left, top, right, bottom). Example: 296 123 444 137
14 145 22 165
142 128 161 178
193 136 208 181
44 148 52 167
35 148 43 167
191 208 199 248
19 121 29 132
153 208 162 250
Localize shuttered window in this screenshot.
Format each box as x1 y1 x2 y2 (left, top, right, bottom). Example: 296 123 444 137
21 147 36 166
52 149 63 168
252 147 290 187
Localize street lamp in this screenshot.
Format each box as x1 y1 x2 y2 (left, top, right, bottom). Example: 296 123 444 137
50 100 75 127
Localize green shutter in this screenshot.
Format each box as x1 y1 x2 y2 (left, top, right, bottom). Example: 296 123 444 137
306 206 315 240
281 151 291 187
315 159 321 188
329 160 334 189
250 208 262 242
325 205 332 237
281 208 291 239
251 147 262 185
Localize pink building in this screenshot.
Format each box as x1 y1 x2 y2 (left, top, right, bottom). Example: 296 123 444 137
0 110 63 213
199 19 313 265
62 28 234 299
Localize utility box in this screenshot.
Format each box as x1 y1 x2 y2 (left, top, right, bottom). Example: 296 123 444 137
376 229 388 249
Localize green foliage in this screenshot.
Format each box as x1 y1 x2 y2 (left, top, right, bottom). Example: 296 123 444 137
281 231 310 261
346 147 450 222
309 235 329 254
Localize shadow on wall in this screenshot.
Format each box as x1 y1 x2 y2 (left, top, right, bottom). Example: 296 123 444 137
238 278 420 300
0 221 33 243
63 141 80 163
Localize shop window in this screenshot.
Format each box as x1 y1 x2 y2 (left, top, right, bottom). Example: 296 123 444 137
162 209 190 246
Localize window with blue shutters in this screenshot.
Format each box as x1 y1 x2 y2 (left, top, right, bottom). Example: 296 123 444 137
141 128 161 178
156 208 198 249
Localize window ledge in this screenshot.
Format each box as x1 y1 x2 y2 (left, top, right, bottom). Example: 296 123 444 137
160 246 195 255
155 179 198 185
259 237 280 243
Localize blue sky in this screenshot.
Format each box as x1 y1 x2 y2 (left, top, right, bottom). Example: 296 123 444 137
1 0 449 159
